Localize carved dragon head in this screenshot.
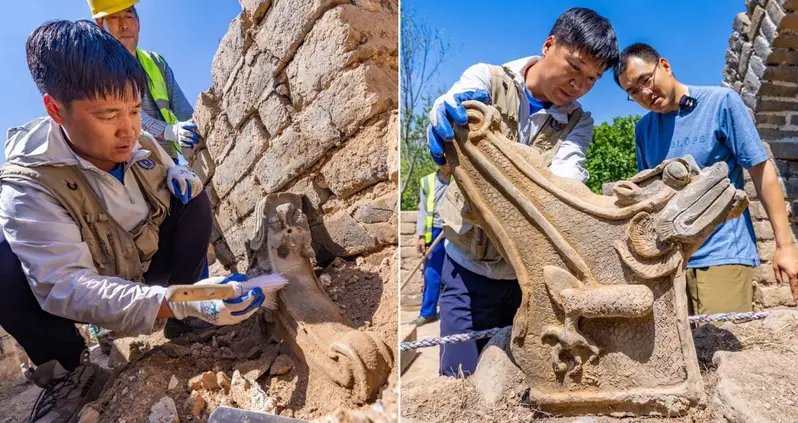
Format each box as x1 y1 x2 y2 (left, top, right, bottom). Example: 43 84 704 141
613 156 748 279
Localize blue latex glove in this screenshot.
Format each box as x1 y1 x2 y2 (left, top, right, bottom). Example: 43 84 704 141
169 273 267 325
163 121 200 151
427 89 491 165
167 165 202 205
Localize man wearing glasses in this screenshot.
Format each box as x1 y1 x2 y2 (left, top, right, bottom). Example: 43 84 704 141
614 42 798 315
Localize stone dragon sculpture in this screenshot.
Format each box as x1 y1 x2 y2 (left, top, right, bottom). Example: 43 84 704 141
250 193 393 404
448 102 748 416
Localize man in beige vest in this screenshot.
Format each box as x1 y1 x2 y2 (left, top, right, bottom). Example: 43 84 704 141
0 21 284 422
425 7 619 377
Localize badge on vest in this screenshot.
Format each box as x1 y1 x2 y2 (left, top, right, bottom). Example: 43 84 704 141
137 158 156 170
549 119 566 132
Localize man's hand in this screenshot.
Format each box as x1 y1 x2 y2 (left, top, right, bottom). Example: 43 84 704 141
168 274 267 326
773 244 798 302
417 236 427 255
427 89 492 165
167 166 202 204
163 121 200 151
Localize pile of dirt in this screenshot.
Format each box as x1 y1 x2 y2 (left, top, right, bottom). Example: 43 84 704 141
401 310 798 423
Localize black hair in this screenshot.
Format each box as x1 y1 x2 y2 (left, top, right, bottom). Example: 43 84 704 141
550 7 620 71
25 19 145 106
613 42 662 86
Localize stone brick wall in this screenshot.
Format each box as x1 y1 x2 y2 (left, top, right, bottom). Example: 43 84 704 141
723 0 798 308
399 211 422 309
190 0 398 275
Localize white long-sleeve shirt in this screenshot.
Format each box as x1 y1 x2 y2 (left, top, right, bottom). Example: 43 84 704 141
431 56 595 279
0 118 177 334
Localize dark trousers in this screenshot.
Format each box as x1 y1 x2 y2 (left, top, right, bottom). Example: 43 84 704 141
438 253 521 377
0 192 212 371
420 227 444 319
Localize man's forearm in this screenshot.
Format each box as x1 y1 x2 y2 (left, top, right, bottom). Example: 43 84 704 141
750 160 793 247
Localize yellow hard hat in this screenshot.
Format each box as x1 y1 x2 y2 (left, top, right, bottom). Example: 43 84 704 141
87 0 139 19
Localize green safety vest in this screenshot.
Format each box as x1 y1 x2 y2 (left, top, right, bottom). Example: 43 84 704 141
136 48 180 153
421 172 452 243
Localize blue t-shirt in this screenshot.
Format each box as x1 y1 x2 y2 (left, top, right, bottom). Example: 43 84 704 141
634 85 768 268
109 163 125 183
525 87 552 115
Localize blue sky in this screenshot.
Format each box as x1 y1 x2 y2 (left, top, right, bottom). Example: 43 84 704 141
0 0 241 164
403 0 743 124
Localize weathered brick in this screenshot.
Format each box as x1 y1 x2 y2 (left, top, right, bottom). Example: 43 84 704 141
769 140 798 160
767 0 788 26
758 128 798 141
757 99 798 112
285 4 397 108
759 239 777 261
254 126 335 195
755 220 776 240
352 194 396 224
744 66 763 95
761 14 778 43
229 175 264 218
193 91 222 138
753 34 771 60
739 43 754 77
222 53 277 129
214 117 270 198
215 200 240 232
785 0 798 13
780 13 798 32
257 93 293 137
734 12 751 36
254 0 349 74
767 49 798 65
285 176 332 220
791 114 798 125
751 6 767 40
759 82 798 97
311 210 377 257
211 238 236 268
772 33 798 48
206 114 235 163
754 283 797 307
223 224 249 259
749 200 768 220
320 123 389 199
756 113 787 126
212 14 251 91
206 184 220 209
755 262 778 284
190 148 216 186
775 158 791 177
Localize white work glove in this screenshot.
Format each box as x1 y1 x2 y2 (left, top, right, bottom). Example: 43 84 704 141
167 166 202 204
163 120 200 150
169 274 265 326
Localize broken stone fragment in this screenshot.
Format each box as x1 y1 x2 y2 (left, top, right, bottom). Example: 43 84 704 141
108 338 150 367
229 370 275 412
168 375 179 390
185 391 206 418
217 371 232 393
148 396 179 423
201 371 220 390
77 405 100 423
270 354 294 376
187 375 204 391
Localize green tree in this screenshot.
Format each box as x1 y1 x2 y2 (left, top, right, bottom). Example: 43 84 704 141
400 100 438 211
584 115 641 194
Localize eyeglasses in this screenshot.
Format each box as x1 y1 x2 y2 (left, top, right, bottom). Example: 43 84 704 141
626 61 659 102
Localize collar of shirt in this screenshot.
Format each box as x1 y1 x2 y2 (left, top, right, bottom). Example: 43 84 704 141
505 55 583 123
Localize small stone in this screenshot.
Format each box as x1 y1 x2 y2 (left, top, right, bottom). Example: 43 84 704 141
201 371 220 390
217 371 232 393
220 347 236 359
185 391 206 417
188 375 204 391
77 405 100 423
168 375 178 390
148 396 179 423
161 344 190 359
246 346 263 359
121 387 128 396
217 330 236 347
270 355 294 376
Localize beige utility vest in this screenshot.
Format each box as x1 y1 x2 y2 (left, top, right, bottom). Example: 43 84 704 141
0 134 173 282
439 65 585 264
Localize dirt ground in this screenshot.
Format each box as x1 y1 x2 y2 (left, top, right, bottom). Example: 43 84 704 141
400 309 798 423
0 248 398 423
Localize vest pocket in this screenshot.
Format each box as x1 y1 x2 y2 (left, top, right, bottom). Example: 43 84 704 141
131 222 160 264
